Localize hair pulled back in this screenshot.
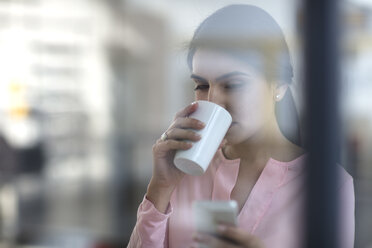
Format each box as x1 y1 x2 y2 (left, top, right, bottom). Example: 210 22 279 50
187 5 302 146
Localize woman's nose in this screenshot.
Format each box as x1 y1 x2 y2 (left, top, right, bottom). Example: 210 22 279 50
207 87 225 108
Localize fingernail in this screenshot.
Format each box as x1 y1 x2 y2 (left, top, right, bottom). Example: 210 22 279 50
191 101 197 106
198 121 205 127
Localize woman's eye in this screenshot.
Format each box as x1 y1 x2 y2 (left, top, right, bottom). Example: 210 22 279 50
224 80 245 90
194 84 209 91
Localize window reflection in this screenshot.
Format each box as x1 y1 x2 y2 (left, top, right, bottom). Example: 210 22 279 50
0 0 371 247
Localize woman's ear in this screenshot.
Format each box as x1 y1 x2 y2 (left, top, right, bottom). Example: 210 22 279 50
273 84 288 102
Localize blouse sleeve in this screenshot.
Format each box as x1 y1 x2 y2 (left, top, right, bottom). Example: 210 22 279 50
339 176 355 248
127 195 172 248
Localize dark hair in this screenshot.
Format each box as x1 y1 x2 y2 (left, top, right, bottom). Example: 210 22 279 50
187 4 302 146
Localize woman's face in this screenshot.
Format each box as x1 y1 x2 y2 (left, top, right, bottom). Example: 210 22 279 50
191 49 277 145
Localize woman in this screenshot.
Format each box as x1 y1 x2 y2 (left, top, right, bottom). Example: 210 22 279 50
128 4 354 248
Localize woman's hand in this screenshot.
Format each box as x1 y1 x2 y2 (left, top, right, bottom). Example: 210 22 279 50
151 101 205 188
192 225 265 248
147 102 205 212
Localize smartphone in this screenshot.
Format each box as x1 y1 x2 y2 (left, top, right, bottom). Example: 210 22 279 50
192 200 238 235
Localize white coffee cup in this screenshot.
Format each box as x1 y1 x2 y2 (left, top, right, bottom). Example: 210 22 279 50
174 100 232 176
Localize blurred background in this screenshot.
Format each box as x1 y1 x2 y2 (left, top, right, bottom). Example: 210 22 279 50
0 0 371 247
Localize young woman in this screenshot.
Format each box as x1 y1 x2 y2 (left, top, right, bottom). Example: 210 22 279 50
128 5 354 248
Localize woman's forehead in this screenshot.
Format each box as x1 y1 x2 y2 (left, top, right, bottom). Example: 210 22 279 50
191 49 256 80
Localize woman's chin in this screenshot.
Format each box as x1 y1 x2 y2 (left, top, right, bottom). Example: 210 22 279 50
226 122 238 136
224 124 253 145
224 131 240 145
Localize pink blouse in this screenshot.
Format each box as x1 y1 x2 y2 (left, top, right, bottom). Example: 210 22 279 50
128 149 355 248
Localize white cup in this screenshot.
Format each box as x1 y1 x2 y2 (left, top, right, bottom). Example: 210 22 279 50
174 100 232 176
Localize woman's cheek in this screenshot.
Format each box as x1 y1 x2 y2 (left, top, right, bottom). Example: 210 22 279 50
235 98 265 131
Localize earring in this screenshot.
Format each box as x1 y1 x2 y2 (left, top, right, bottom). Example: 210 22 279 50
275 95 280 100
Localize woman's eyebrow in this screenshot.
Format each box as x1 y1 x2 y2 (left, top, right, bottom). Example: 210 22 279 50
190 74 208 83
191 71 249 83
215 71 250 82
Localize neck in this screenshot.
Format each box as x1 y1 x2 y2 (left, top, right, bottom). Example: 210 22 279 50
223 120 303 164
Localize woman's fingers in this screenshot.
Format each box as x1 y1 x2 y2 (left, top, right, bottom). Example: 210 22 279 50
154 128 199 155
193 233 240 248
153 102 205 154
170 117 205 130
155 139 192 152
174 102 198 119
217 225 249 244
167 128 201 142
217 225 265 248
192 226 265 248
